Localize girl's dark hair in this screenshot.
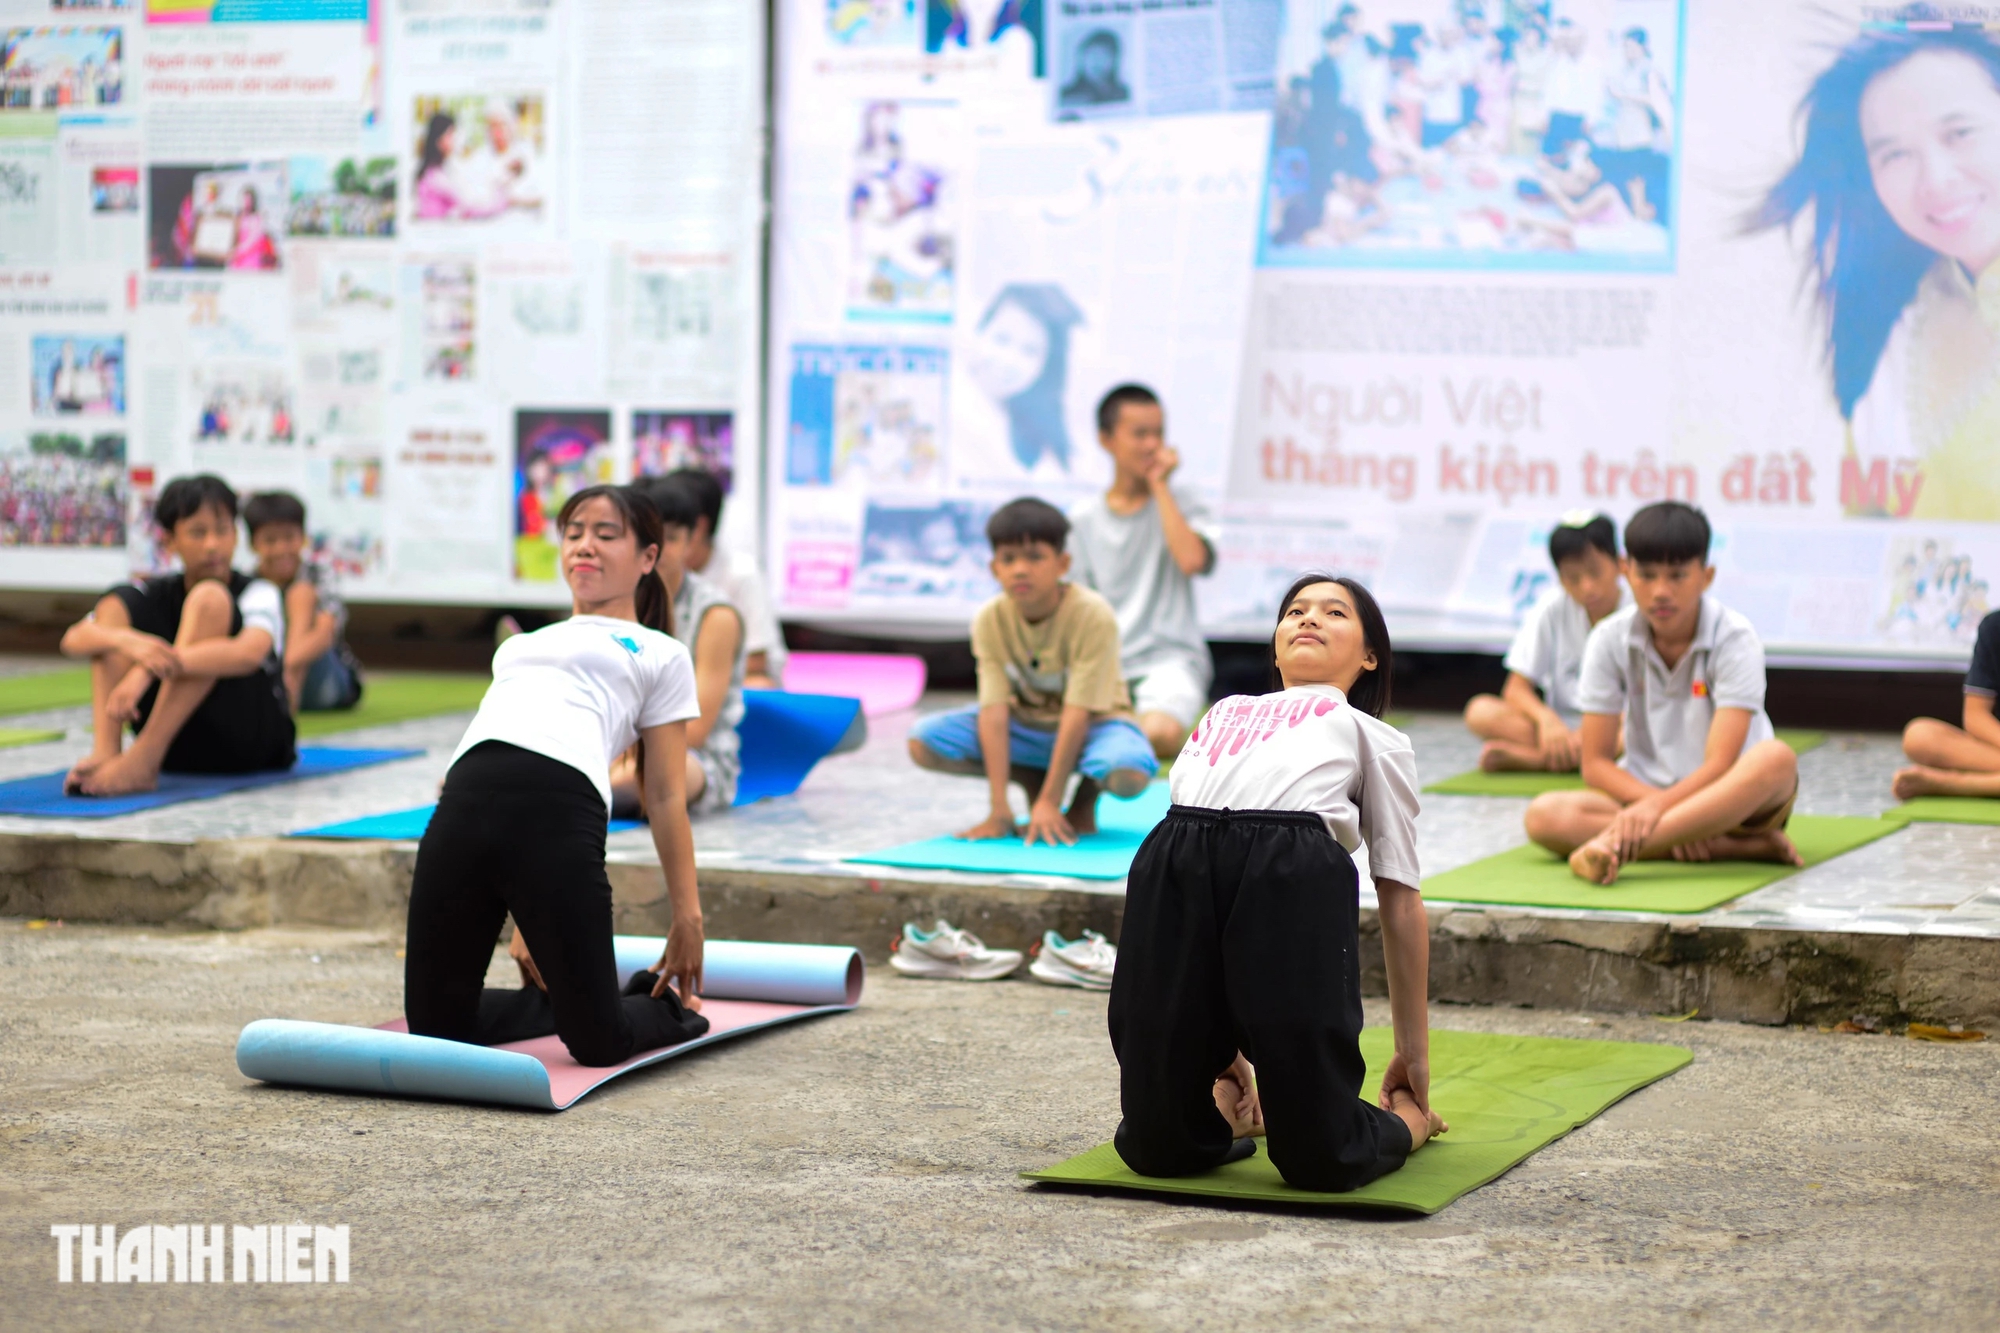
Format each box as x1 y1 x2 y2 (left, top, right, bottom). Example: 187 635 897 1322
555 484 671 638
418 111 455 177
1268 572 1393 717
1753 24 2000 417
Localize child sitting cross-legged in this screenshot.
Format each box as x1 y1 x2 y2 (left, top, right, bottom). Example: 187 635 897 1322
1463 511 1626 772
1894 608 2000 800
1110 573 1444 1191
59 474 295 795
1525 501 1801 885
244 490 364 713
908 497 1157 847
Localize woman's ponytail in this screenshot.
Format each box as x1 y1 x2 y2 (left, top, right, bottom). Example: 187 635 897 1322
635 554 673 638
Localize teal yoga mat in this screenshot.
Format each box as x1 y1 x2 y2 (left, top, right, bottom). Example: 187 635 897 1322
294 805 643 840
848 781 1172 880
1024 1029 1691 1214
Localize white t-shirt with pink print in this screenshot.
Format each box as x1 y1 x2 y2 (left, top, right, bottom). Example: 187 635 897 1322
1168 684 1424 891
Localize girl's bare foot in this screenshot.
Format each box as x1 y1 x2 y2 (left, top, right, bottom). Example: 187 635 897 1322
1213 1074 1263 1138
72 749 161 796
1568 835 1622 885
1388 1086 1446 1149
1701 827 1803 866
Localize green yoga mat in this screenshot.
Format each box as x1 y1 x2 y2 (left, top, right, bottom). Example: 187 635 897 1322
294 672 488 738
1882 796 2000 825
1424 729 1830 797
1025 1028 1690 1214
0 726 64 747
1421 814 1899 914
0 667 91 716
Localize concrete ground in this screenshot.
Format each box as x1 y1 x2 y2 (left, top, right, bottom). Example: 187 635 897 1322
5 920 1999 1330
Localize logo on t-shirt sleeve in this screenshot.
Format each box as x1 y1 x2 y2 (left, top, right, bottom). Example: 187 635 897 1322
612 633 640 655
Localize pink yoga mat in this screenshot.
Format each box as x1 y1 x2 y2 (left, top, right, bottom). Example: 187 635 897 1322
783 651 926 716
378 998 817 1108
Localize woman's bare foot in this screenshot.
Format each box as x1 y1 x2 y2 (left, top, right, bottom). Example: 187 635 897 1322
1568 834 1622 885
1700 827 1803 866
71 748 161 796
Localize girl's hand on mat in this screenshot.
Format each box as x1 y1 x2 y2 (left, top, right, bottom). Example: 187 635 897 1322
1022 798 1077 848
654 917 704 1011
957 812 1019 842
508 930 546 992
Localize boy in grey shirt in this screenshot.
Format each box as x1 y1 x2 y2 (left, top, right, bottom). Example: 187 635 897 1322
1068 384 1219 757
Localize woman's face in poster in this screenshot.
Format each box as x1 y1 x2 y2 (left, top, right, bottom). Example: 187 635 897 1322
1863 50 2000 272
967 298 1048 402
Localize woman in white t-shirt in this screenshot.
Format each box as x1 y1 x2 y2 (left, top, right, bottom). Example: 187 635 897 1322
404 485 710 1066
1108 573 1446 1192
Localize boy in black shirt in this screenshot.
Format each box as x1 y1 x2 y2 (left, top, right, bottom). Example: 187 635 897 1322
59 474 295 795
1896 610 2000 800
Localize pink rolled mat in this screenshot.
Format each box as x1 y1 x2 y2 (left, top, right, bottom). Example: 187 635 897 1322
783 651 927 716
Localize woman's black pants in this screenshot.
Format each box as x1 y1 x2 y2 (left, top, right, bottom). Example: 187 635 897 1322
1108 806 1412 1192
404 740 707 1066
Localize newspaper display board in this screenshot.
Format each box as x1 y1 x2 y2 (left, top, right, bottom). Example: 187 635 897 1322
769 0 2000 666
0 0 766 608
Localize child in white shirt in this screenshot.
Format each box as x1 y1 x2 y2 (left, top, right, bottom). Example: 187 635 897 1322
1108 572 1445 1192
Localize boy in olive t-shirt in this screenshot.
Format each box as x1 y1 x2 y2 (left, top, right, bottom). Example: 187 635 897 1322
908 498 1158 847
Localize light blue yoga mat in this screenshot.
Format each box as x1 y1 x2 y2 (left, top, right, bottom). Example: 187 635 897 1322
235 939 864 1111
848 781 1172 880
736 689 862 805
294 805 644 840
0 746 424 819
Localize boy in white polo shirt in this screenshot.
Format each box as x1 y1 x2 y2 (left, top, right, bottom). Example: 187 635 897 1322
1524 501 1800 885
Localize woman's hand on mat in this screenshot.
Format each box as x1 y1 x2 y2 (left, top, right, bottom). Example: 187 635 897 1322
1021 797 1077 848
122 631 182 679
1606 798 1664 862
654 915 704 1011
956 811 1019 842
508 929 546 992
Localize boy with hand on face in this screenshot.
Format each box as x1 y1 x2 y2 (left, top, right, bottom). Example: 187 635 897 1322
1524 501 1800 885
1463 511 1626 771
244 490 363 713
59 474 295 795
909 498 1157 847
1067 384 1218 759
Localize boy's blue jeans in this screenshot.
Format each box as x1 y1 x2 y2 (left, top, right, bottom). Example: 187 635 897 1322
298 651 361 712
910 705 1158 781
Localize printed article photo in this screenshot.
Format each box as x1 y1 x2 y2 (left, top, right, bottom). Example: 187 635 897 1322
0 27 123 111
0 428 123 547
413 259 475 381
634 411 733 492
786 343 945 489
1260 0 1680 269
513 409 612 582
853 498 997 605
411 93 547 223
828 0 919 45
191 365 295 447
147 163 287 271
848 99 956 323
89 165 136 212
288 155 397 238
923 0 1045 77
30 334 123 415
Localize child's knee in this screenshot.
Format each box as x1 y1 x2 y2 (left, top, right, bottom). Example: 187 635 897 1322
1902 716 1952 758
1523 791 1580 844
1744 737 1797 784
1104 766 1150 799
180 580 233 634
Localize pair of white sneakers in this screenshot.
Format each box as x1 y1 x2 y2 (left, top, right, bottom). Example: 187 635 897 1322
888 919 1116 991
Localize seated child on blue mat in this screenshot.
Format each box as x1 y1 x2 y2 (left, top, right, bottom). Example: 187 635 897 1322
1896 608 2000 800
1524 501 1800 885
1109 573 1444 1191
1463 511 1626 772
244 490 364 714
59 474 295 795
908 498 1157 848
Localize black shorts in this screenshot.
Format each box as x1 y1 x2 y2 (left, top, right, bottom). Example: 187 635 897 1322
110 578 296 775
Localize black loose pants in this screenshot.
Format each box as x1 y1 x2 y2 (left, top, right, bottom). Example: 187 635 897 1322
1108 806 1412 1192
404 741 707 1066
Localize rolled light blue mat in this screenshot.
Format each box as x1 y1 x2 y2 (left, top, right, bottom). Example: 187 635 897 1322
735 689 863 805
235 939 865 1111
846 780 1172 880
0 746 424 818
293 805 643 840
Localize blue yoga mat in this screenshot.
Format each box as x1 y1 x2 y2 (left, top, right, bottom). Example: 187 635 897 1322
294 805 644 840
847 781 1172 880
235 939 865 1111
736 689 861 805
0 746 424 818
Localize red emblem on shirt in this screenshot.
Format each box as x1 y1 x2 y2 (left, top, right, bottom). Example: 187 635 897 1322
1691 680 1708 698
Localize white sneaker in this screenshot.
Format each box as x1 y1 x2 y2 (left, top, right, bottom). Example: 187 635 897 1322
1028 929 1116 991
889 920 1023 981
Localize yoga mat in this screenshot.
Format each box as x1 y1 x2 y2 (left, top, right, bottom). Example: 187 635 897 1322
292 805 644 841
1421 814 1899 914
0 666 90 716
1424 729 1832 797
848 780 1172 881
1024 1028 1691 1214
783 651 927 716
235 939 864 1111
0 726 64 748
294 672 490 738
735 689 862 805
0 746 424 818
1882 796 2000 825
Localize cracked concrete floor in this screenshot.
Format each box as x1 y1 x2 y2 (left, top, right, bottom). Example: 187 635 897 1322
3 920 1999 1330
